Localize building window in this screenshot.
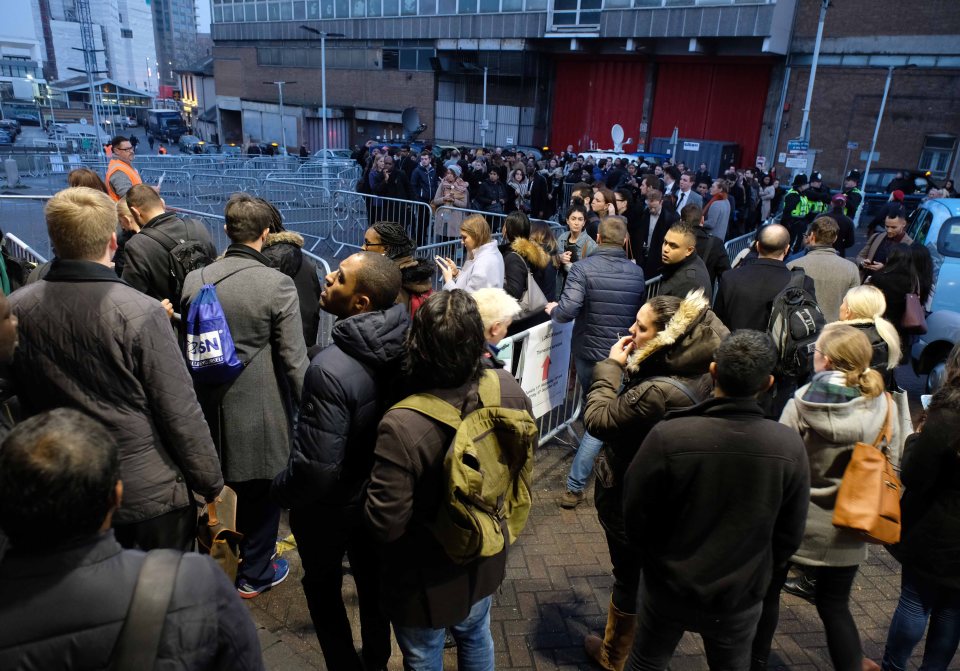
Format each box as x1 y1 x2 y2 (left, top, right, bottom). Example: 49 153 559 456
918 135 956 178
121 28 133 37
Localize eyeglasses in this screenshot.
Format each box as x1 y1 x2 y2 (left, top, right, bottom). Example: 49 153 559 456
116 146 134 152
362 239 385 248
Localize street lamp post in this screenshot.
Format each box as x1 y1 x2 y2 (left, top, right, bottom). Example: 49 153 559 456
854 66 896 228
264 80 295 155
301 26 345 165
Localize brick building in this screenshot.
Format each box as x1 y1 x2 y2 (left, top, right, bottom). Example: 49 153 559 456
778 0 960 186
209 0 960 186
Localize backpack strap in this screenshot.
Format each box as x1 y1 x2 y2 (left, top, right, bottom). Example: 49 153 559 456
139 225 180 253
647 376 700 405
112 549 183 669
786 267 807 291
391 371 502 427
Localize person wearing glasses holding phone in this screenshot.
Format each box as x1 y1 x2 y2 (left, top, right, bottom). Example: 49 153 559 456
105 135 143 202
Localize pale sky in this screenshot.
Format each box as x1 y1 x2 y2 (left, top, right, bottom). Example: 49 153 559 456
196 0 211 34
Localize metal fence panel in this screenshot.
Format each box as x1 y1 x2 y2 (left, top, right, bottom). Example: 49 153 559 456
723 231 755 265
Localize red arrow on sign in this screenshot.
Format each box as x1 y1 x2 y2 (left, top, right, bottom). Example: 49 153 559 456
541 355 551 381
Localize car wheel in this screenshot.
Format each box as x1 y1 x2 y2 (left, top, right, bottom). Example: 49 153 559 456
927 360 947 393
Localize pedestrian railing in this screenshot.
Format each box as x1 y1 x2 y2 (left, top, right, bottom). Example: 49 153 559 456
5 232 48 266
0 194 54 259
724 231 755 265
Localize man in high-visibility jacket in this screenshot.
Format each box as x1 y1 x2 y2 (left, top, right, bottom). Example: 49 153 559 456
781 173 812 251
105 136 142 202
843 169 864 221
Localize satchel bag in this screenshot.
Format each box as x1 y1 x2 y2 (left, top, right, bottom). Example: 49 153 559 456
902 280 928 335
832 393 902 544
512 252 548 320
197 486 243 582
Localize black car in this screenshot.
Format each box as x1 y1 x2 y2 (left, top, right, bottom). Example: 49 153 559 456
0 130 14 146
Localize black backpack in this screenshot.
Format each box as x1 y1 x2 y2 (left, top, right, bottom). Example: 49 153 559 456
767 268 825 380
140 221 215 300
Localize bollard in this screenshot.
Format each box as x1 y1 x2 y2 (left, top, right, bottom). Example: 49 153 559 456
4 158 20 187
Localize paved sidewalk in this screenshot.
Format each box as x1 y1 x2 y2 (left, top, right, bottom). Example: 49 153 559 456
246 429 925 670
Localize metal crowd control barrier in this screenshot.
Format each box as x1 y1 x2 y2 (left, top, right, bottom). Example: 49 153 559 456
328 190 434 257
5 232 48 266
303 250 337 350
0 194 54 259
723 231 755 265
169 207 231 253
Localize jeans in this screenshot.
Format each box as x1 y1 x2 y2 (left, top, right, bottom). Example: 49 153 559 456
393 595 495 671
228 479 282 585
628 583 762 670
290 506 391 671
750 563 790 666
606 530 642 614
567 356 604 494
882 568 960 671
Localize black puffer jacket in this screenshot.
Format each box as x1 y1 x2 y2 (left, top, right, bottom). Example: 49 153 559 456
272 303 409 510
9 260 223 524
262 231 322 347
0 532 263 670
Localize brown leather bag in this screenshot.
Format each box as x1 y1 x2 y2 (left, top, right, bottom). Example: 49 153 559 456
901 279 928 335
197 486 243 582
832 393 902 544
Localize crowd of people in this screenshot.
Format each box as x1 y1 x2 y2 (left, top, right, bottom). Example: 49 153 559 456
0 136 957 671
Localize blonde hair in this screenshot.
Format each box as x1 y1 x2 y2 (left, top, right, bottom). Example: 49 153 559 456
472 288 521 330
45 187 117 260
841 285 901 369
460 214 492 248
818 323 885 398
116 197 132 221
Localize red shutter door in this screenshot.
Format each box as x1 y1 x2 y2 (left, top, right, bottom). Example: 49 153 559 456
550 59 646 152
650 60 772 167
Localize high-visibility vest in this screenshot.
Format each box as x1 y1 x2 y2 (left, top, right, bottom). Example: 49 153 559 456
105 159 143 202
785 189 811 218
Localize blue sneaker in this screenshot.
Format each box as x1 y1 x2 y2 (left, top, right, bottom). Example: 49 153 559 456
237 557 290 599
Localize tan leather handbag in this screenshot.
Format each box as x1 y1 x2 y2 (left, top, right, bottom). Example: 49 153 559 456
197 486 243 582
832 393 902 544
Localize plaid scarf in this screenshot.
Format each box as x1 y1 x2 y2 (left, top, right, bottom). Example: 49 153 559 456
802 371 861 404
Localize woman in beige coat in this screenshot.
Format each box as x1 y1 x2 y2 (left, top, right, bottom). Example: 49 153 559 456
431 165 470 239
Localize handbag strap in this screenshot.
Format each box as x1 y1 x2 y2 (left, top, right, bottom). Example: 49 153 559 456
113 549 184 669
870 392 894 451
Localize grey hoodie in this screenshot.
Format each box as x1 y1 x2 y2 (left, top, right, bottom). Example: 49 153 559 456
780 377 902 567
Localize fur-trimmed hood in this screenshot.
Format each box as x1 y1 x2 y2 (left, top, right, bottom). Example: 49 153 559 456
510 237 550 270
263 231 305 249
261 231 306 278
625 289 729 376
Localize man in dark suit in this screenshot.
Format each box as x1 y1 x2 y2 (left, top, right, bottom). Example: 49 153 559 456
629 189 677 279
714 224 816 332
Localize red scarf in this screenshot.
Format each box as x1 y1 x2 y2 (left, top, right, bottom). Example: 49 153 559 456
703 192 726 215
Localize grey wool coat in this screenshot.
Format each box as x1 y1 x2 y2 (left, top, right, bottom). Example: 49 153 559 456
788 245 860 323
181 244 309 482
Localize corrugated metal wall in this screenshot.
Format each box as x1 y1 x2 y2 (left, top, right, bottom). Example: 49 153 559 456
305 117 351 151
550 59 647 152
434 100 535 146
650 60 772 167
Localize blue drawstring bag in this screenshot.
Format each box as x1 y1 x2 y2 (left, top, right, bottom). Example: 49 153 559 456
184 269 246 386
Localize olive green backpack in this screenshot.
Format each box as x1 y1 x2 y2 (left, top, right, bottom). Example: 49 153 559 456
392 370 537 564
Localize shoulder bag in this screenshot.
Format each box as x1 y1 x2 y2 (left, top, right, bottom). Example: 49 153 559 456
902 278 928 335
832 393 902 544
512 251 548 320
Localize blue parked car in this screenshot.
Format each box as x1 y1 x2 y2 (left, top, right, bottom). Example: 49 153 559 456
907 198 960 390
